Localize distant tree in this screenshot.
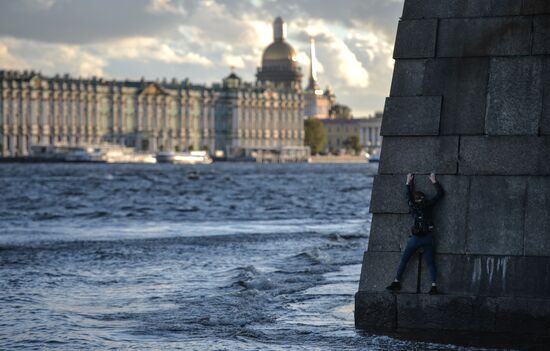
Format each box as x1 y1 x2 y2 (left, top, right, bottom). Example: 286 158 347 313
343 135 361 155
304 118 326 155
329 104 353 119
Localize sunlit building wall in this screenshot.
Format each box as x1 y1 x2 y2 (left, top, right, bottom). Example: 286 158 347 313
0 70 306 160
321 113 382 153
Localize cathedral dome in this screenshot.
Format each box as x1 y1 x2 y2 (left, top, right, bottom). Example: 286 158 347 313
256 17 302 91
262 41 297 62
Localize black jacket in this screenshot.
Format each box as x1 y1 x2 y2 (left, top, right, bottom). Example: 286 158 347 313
406 181 444 236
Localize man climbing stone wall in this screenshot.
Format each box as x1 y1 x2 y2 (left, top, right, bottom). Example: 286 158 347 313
355 0 550 344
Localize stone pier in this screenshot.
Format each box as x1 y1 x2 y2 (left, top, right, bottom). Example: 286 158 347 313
355 0 550 347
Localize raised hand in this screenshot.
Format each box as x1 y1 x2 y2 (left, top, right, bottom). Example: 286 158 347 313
406 173 414 184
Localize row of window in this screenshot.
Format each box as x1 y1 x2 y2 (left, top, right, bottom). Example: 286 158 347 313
238 129 302 138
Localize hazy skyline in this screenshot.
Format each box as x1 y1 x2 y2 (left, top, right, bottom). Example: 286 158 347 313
0 0 404 116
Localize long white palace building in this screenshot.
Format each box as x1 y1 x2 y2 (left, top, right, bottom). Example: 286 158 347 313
0 70 307 160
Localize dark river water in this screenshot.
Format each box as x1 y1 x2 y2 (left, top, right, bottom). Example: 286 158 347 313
0 163 490 350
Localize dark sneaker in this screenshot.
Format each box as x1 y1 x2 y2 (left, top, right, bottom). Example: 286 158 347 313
428 285 438 295
386 281 401 292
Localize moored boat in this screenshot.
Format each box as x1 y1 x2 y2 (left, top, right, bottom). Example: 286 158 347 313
30 144 157 163
155 151 212 165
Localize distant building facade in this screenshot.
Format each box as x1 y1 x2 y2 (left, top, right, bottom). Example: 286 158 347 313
214 73 307 161
321 112 382 154
0 70 307 161
0 71 214 157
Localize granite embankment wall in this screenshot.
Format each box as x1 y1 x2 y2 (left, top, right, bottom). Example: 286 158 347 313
355 0 550 343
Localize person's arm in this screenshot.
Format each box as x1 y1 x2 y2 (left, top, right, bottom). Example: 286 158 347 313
406 173 414 206
427 172 444 205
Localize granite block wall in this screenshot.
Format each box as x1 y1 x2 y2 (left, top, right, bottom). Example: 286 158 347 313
356 0 550 343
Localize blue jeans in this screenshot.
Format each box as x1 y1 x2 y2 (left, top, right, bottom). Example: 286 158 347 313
395 234 437 283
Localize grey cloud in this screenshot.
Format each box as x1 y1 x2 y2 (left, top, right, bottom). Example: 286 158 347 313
203 0 404 42
0 0 404 45
251 0 404 39
0 0 192 44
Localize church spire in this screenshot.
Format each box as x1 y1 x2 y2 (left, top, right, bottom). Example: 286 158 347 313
307 37 321 91
273 17 287 42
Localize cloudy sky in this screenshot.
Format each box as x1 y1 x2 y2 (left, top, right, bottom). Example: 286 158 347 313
0 0 404 116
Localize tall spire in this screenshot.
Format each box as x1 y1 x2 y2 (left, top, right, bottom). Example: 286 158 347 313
307 37 321 91
273 17 287 42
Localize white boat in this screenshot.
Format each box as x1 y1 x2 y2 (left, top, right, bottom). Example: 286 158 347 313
363 151 380 163
368 155 380 163
363 152 371 161
65 145 157 163
31 143 156 163
156 151 213 164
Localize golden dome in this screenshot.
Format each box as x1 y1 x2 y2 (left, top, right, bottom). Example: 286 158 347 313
262 41 297 62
